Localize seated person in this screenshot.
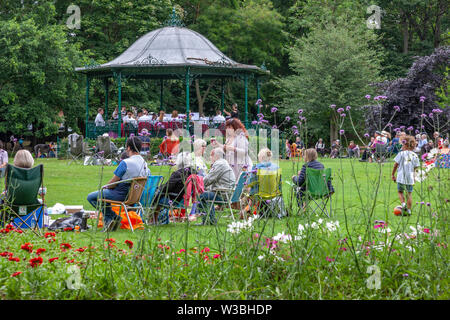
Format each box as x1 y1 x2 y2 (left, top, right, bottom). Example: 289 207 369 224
422 140 435 154
151 152 194 223
330 140 341 159
285 139 291 159
315 139 326 157
292 148 334 207
0 141 8 177
387 132 402 155
192 139 208 176
87 137 150 232
197 148 236 225
13 149 34 169
440 140 449 155
347 141 360 158
138 129 151 154
159 129 180 157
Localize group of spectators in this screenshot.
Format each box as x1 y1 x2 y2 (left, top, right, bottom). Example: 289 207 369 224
94 103 241 129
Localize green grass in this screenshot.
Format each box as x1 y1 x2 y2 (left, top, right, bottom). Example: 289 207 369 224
0 157 448 299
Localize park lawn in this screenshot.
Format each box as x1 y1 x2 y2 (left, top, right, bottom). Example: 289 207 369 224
0 157 447 299
28 157 447 247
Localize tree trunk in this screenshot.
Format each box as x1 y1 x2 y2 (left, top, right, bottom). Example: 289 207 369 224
401 12 409 54
195 79 215 116
330 117 337 145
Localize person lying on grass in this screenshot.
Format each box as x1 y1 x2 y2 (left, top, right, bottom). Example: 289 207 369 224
391 135 420 216
87 136 150 232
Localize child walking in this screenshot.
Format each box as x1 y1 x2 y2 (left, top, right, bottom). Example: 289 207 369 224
391 135 420 216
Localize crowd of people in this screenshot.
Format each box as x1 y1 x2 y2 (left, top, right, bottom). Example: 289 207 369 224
94 103 241 130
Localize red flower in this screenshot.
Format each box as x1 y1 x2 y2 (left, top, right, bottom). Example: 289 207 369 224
44 232 56 238
9 256 20 262
105 238 116 243
21 243 33 253
29 256 43 268
75 247 86 253
0 228 10 234
63 227 73 231
124 240 134 249
6 224 15 231
200 247 210 254
66 259 75 263
11 271 22 277
213 254 221 259
36 248 46 255
48 257 59 263
48 238 56 243
423 228 431 234
60 243 72 250
0 251 10 257
14 229 23 234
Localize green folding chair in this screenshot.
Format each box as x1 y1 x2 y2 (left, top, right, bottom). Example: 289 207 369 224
1 164 45 236
304 167 333 218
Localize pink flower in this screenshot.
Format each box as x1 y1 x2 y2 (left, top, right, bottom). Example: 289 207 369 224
213 254 221 259
326 256 335 262
423 228 430 234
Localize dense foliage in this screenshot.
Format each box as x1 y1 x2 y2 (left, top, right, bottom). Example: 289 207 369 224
0 0 448 143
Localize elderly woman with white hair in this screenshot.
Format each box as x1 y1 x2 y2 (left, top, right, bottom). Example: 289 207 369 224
151 152 194 223
191 139 208 176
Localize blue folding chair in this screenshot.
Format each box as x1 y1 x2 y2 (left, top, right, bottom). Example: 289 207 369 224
139 175 164 223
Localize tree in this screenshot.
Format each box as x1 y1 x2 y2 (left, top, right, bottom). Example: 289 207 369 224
279 20 383 143
0 3 86 140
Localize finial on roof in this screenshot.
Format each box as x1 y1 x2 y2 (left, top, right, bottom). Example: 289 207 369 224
164 7 185 27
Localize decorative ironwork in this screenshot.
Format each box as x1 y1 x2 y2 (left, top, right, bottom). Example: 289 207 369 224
84 59 100 69
186 55 234 68
134 54 167 66
260 61 267 71
164 7 185 27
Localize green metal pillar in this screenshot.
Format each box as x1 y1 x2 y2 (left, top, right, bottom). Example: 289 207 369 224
85 76 90 138
244 74 248 128
117 72 122 138
186 67 191 133
104 78 109 120
221 78 225 113
160 79 164 110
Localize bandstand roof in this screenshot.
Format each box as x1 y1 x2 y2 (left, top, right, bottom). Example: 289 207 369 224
75 25 269 79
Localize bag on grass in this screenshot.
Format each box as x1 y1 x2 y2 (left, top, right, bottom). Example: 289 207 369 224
48 211 89 231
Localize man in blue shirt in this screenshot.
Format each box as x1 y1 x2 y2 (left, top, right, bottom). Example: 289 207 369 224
87 136 150 232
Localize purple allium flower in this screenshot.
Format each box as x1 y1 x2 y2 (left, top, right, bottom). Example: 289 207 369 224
339 129 345 135
387 123 393 127
421 113 427 118
429 113 434 118
271 107 278 113
292 125 298 130
415 130 420 134
285 116 291 121
330 104 336 109
364 133 370 138
433 108 443 114
426 202 431 206
130 133 135 138
407 126 414 131
257 113 264 119
261 119 269 124
393 128 400 132
346 106 351 111
400 126 406 130
337 108 344 114
272 125 278 129
340 113 346 117
255 99 262 106
365 95 371 100
403 273 409 277
421 125 425 129
419 96 426 102
298 109 304 114
251 121 258 125
394 106 400 112
294 131 299 136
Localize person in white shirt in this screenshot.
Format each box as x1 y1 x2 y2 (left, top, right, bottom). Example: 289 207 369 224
213 110 226 125
95 108 105 127
392 135 420 216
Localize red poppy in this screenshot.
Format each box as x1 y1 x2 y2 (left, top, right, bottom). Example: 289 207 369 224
75 247 86 253
0 228 10 234
0 251 10 257
105 238 116 243
48 257 59 263
36 248 46 255
11 271 22 277
200 247 210 254
14 229 23 234
60 243 72 250
29 256 43 268
20 243 33 253
44 232 56 238
124 240 134 249
66 259 75 263
9 256 20 262
213 254 221 259
63 227 73 231
6 224 15 231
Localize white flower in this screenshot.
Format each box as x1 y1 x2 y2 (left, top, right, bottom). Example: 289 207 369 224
298 224 305 234
318 219 324 225
273 232 292 243
311 222 319 229
258 255 264 261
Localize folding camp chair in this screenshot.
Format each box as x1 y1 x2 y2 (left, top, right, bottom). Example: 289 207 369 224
68 133 86 164
139 175 164 223
201 171 247 222
304 167 333 218
1 164 45 236
373 144 388 163
246 168 285 218
99 177 148 232
95 135 119 164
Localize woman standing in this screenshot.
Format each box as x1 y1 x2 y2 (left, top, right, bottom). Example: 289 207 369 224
214 118 252 179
